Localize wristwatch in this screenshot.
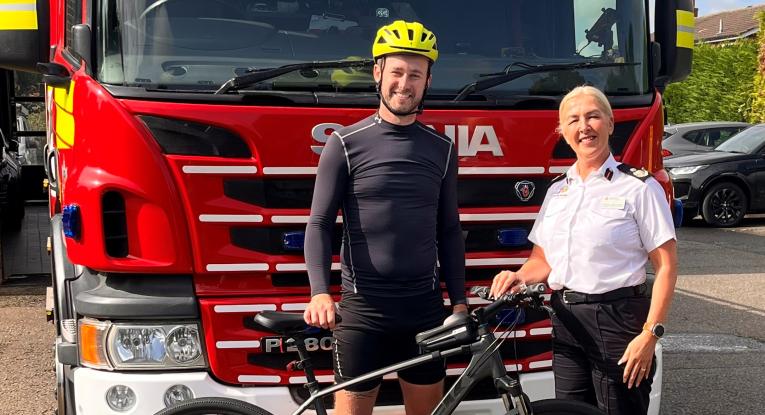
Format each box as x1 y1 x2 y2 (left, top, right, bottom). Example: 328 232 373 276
643 322 665 339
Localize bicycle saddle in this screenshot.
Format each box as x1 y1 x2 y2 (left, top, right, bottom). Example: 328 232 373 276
253 311 308 335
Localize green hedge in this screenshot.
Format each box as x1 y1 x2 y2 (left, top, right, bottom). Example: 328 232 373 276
747 11 765 123
664 39 759 124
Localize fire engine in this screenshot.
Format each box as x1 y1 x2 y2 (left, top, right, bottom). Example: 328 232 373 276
0 0 692 414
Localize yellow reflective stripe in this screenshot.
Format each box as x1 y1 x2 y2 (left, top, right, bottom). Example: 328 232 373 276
54 82 76 149
56 112 74 149
0 11 37 30
677 32 694 49
0 1 37 30
676 10 695 28
676 10 695 49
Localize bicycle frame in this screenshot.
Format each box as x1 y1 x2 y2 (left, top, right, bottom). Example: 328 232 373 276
292 314 533 415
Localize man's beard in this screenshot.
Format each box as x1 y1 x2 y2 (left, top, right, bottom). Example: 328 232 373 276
381 90 422 116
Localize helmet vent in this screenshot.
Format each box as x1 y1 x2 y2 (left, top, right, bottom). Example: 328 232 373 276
407 29 414 41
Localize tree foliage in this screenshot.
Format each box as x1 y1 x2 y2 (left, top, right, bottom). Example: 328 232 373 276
663 39 759 124
747 11 765 123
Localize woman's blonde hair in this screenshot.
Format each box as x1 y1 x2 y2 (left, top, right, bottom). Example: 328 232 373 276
557 85 613 132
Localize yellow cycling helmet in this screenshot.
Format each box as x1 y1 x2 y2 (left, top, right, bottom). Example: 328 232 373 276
372 20 438 63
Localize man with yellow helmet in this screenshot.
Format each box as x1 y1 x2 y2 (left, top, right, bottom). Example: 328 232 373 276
304 20 466 415
372 20 438 115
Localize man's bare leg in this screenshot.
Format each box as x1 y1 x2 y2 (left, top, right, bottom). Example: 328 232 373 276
334 386 380 415
400 378 444 415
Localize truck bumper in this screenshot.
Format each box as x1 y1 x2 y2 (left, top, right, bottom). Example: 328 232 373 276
71 345 662 414
72 369 554 414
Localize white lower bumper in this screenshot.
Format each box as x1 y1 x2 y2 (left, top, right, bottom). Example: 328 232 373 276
71 369 554 415
71 344 662 415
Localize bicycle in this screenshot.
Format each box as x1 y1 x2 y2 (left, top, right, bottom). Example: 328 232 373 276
155 284 605 415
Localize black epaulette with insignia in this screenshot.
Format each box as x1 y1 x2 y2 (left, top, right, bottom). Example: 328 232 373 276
617 163 652 182
550 172 567 184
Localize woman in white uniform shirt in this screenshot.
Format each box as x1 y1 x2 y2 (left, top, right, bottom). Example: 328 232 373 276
490 86 677 415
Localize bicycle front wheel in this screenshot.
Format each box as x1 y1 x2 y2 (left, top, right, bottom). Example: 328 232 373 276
526 398 606 415
154 397 275 415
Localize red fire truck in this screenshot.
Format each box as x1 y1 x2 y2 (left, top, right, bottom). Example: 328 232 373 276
0 0 692 414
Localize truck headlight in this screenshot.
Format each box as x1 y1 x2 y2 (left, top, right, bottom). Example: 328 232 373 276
79 320 206 370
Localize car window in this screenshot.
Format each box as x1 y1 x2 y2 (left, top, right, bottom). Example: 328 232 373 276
682 131 701 144
701 129 722 147
712 128 740 147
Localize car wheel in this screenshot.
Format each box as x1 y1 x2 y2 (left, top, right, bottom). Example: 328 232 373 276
701 182 747 227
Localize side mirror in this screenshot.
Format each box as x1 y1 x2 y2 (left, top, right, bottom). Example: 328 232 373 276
71 24 92 72
654 0 694 88
37 62 71 88
0 0 50 72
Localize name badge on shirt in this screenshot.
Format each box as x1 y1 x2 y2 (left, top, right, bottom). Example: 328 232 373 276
555 185 569 197
600 196 626 209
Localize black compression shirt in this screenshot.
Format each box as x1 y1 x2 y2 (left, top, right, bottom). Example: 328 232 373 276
305 114 466 305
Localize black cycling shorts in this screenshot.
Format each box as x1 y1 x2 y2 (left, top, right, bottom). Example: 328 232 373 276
333 290 448 392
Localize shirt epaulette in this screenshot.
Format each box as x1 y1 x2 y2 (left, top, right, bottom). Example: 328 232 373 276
617 163 652 182
550 172 567 185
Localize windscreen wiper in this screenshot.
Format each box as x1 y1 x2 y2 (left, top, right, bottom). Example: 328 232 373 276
215 59 374 94
452 61 639 102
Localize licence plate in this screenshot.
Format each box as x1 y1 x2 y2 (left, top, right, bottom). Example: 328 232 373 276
261 335 334 354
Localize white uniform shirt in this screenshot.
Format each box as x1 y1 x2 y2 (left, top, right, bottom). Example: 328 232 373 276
529 154 676 294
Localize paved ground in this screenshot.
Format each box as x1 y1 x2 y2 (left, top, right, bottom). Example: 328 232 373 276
0 213 763 414
659 215 765 414
0 278 54 414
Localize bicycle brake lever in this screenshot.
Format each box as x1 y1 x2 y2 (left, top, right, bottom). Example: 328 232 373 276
540 304 555 317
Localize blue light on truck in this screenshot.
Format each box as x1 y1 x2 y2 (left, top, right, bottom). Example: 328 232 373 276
282 231 305 251
62 204 81 239
497 228 528 247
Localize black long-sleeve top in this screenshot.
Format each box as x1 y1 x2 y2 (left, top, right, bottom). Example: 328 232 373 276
304 114 466 305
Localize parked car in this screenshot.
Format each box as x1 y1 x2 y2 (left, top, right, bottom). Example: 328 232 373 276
666 123 765 227
662 121 751 158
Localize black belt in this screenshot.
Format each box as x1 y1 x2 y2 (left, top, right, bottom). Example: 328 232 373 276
557 282 648 304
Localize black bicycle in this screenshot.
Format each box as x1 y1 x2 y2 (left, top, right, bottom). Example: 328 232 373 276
155 284 604 415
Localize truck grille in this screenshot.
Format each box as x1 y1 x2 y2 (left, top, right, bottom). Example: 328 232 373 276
230 223 534 255
200 297 554 388
224 178 550 208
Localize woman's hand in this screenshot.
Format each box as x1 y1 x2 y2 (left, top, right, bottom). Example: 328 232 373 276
618 331 658 389
489 270 524 299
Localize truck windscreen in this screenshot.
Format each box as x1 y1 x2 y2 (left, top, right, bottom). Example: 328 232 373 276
98 0 648 97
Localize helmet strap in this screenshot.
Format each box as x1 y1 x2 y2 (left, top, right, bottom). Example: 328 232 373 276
376 56 432 117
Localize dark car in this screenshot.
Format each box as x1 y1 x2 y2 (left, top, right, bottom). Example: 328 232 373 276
662 121 751 158
666 123 765 227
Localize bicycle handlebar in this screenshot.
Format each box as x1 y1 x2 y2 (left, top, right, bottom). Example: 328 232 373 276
472 283 547 322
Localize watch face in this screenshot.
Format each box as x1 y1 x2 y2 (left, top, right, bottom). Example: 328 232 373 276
653 324 665 338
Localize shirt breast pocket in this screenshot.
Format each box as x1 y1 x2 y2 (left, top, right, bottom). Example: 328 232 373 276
591 206 629 219
583 206 634 246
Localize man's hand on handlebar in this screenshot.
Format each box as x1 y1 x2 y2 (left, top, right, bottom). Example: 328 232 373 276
304 293 337 330
489 270 526 299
